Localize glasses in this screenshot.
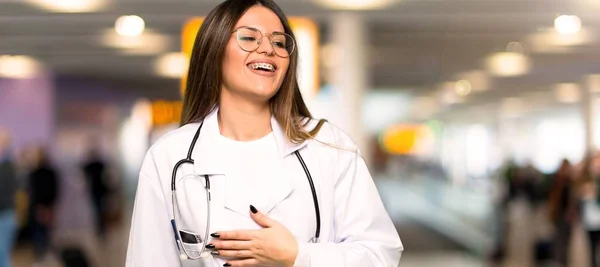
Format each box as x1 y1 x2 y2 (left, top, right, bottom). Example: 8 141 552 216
233 26 295 58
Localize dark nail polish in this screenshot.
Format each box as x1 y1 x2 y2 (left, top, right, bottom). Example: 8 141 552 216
205 244 215 249
223 264 231 267
211 250 219 255
250 205 257 214
210 233 220 238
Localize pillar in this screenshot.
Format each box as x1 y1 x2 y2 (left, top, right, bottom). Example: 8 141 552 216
329 12 371 165
584 75 600 153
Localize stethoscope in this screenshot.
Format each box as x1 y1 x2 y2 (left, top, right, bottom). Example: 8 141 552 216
170 121 321 261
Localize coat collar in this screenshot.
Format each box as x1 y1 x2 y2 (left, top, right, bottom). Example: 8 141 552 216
191 107 309 176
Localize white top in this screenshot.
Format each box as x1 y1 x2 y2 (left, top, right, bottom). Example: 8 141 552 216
217 132 280 212
125 107 403 267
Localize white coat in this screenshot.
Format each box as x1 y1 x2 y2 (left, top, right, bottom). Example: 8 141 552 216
125 107 403 267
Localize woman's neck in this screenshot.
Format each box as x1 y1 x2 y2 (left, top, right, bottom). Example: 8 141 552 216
218 94 272 142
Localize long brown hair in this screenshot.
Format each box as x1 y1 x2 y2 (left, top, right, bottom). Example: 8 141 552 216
180 0 325 143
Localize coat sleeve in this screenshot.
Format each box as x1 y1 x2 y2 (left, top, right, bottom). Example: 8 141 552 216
125 152 181 267
293 143 403 267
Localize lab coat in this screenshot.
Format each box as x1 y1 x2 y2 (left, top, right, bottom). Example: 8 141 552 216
125 108 403 267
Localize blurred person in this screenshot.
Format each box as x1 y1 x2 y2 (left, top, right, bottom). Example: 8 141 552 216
125 0 403 266
547 159 576 267
28 146 60 263
516 162 542 205
81 141 110 239
14 146 34 234
490 159 519 262
577 153 600 267
0 130 18 267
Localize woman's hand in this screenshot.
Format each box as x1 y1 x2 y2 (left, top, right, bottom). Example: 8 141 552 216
209 205 298 267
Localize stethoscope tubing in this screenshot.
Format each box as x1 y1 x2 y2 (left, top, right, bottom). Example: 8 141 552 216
170 121 321 261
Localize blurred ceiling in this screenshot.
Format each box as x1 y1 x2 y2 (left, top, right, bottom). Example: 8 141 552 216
2 0 600 106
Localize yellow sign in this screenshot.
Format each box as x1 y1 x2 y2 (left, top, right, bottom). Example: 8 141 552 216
180 17 320 98
151 100 182 126
180 17 204 95
380 124 435 155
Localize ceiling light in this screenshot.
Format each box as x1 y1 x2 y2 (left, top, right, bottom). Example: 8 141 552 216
0 55 42 79
115 15 145 37
527 27 594 52
100 29 170 55
555 83 581 103
313 0 398 10
455 80 472 96
454 70 490 92
554 15 582 35
155 53 189 79
25 0 105 12
485 52 531 77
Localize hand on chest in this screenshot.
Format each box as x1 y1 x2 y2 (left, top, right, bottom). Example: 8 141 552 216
221 155 317 238
175 153 319 243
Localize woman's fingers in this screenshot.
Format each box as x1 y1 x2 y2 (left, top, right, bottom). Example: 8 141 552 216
224 257 261 267
213 249 253 259
210 240 252 250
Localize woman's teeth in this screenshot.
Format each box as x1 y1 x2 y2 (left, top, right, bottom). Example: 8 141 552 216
248 62 275 72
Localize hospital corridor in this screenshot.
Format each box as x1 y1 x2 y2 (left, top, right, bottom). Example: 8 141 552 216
3 0 600 266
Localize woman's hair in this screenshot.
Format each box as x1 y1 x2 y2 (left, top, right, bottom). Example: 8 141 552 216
180 0 325 143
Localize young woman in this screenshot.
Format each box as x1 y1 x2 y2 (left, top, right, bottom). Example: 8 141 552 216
125 0 403 266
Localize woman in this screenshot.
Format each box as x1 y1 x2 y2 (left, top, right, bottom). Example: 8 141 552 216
577 153 600 267
125 0 403 266
547 159 576 267
28 146 60 263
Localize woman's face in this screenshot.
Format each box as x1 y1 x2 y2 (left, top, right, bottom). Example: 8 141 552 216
221 5 290 103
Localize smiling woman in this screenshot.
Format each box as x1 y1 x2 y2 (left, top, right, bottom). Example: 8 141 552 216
125 1 403 267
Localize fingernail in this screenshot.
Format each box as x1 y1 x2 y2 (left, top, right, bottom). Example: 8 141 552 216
205 244 215 249
211 250 219 255
210 233 220 238
223 264 231 267
250 205 257 214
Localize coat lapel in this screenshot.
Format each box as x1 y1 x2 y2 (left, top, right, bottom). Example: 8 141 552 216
191 108 227 177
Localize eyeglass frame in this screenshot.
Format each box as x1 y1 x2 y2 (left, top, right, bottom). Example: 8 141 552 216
231 26 296 58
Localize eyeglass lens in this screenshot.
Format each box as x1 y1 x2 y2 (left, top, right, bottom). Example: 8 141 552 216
236 27 295 58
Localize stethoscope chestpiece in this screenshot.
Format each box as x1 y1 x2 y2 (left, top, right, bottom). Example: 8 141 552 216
309 237 319 244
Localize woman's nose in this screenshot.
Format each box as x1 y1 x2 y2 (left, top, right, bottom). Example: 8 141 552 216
256 37 275 56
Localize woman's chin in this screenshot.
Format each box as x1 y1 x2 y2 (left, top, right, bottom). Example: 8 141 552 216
246 87 279 100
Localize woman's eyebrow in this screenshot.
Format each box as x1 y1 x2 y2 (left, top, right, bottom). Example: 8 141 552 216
236 25 285 33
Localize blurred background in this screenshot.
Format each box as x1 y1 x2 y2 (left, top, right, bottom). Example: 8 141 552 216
2 0 600 266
